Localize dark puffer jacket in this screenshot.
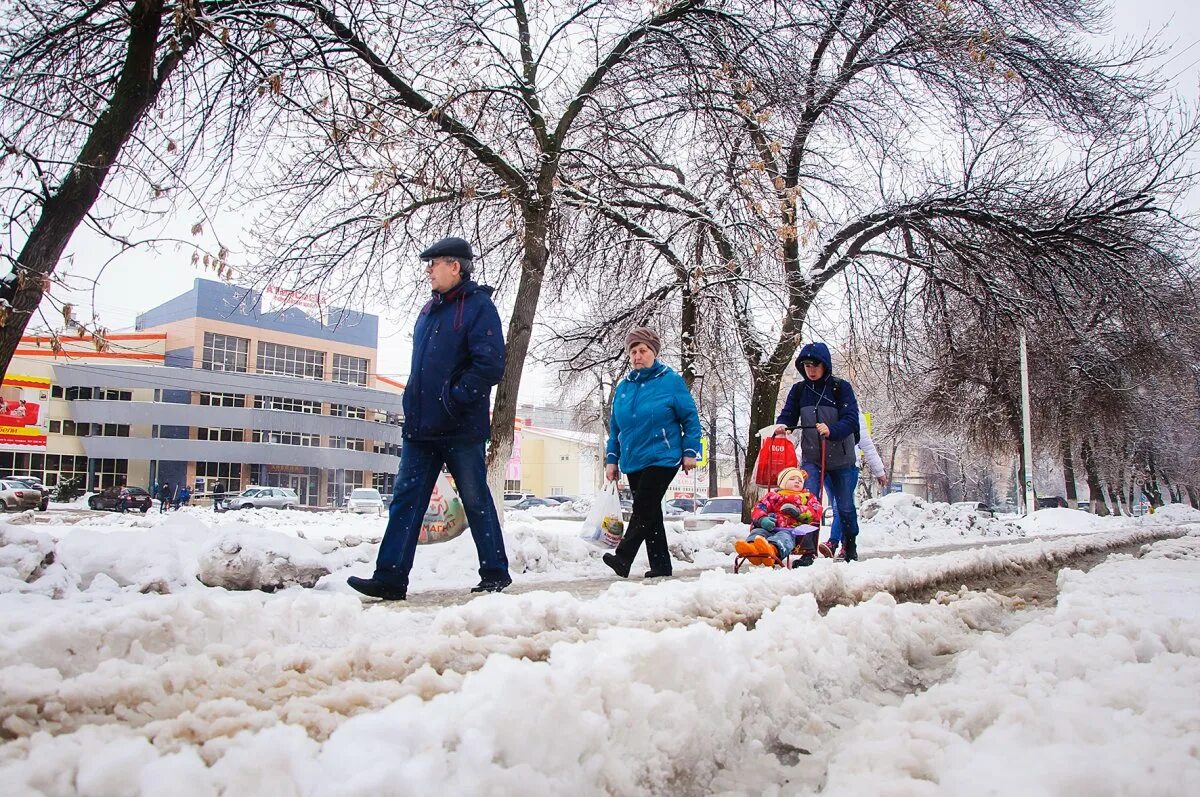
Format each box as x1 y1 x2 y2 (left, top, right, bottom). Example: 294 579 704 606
775 342 860 469
402 280 505 443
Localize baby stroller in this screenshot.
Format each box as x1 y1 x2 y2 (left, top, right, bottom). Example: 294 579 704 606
733 430 834 573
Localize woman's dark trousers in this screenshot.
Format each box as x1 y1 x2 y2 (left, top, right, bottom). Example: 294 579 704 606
612 465 678 575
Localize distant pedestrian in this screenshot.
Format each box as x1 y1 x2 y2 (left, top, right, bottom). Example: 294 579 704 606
159 482 172 513
773 342 863 561
174 485 190 510
826 409 888 557
601 327 701 580
212 481 226 513
114 481 130 514
347 235 510 601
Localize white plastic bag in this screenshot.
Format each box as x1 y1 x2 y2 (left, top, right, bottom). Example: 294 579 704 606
418 472 468 545
581 481 625 549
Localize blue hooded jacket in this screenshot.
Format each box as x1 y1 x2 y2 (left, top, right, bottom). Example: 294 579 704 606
402 280 505 443
606 361 702 474
776 341 860 445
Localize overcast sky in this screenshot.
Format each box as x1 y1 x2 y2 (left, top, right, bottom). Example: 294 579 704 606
42 0 1200 401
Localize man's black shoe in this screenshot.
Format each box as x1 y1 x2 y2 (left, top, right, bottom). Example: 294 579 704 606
643 570 672 579
470 575 513 593
602 553 631 578
347 575 407 601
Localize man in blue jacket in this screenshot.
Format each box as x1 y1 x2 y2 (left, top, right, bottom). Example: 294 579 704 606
348 236 511 600
773 342 863 561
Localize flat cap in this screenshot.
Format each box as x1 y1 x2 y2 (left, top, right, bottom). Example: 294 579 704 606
420 236 474 261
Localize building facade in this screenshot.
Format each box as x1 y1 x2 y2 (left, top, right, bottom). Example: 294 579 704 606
3 279 404 506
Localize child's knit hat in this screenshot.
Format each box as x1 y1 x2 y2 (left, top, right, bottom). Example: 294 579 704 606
777 467 808 488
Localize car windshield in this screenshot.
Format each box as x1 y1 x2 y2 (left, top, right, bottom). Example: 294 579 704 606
350 489 380 499
242 489 261 497
701 498 742 514
128 488 149 495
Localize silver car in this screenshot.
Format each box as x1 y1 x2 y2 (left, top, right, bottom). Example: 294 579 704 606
0 479 43 512
222 486 300 511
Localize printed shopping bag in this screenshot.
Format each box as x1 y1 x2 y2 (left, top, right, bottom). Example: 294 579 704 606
753 429 798 487
418 472 468 544
581 481 626 549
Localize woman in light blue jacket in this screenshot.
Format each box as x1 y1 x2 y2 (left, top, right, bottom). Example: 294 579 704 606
602 327 702 579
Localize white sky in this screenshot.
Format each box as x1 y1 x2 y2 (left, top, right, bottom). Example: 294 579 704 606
42 0 1200 400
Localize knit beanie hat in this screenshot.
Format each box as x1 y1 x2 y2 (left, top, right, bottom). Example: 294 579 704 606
776 467 808 489
625 327 661 356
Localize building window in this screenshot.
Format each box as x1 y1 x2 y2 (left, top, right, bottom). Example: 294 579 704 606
199 392 247 407
63 387 132 402
203 332 249 373
256 341 324 380
196 462 242 494
92 458 129 490
92 423 131 437
372 442 402 457
330 404 367 419
504 479 522 492
0 452 88 487
197 427 246 442
254 395 322 414
328 436 366 451
325 469 365 506
252 429 320 446
332 354 369 386
550 487 564 496
51 386 63 399
48 420 61 433
373 471 395 498
61 420 88 437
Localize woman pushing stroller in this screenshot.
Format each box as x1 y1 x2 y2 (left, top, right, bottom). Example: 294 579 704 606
772 342 864 561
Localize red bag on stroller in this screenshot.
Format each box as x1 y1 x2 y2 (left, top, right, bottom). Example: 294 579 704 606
753 433 798 487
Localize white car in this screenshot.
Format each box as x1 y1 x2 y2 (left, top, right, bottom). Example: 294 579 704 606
503 490 535 508
683 497 744 532
347 487 385 514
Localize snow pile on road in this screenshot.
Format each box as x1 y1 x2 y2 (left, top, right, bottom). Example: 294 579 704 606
0 527 1194 794
197 528 331 591
858 492 1026 548
811 531 1200 796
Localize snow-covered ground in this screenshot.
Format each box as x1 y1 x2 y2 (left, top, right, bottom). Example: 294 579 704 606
1 499 1198 794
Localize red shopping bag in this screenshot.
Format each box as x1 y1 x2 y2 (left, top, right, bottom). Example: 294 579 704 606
754 435 798 487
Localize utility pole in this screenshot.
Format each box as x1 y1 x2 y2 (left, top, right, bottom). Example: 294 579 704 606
1019 327 1036 515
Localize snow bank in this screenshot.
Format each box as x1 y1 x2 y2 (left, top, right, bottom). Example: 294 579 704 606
858 492 1027 548
197 528 331 592
4 530 1194 794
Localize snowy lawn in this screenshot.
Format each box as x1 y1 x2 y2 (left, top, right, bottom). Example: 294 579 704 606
0 503 1198 794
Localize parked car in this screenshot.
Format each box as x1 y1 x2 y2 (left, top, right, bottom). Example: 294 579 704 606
221 486 300 511
666 497 704 514
503 491 535 507
683 496 744 532
512 497 561 511
347 487 385 515
1034 496 1069 510
88 486 153 513
0 475 50 511
0 479 44 512
544 495 578 505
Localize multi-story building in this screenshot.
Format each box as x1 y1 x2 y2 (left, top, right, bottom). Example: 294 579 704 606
2 279 404 506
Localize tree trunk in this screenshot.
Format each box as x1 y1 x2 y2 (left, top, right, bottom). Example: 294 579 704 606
486 204 551 514
0 0 174 381
679 272 698 391
707 394 718 497
740 369 786 522
1080 440 1109 516
1107 484 1125 515
1187 485 1199 509
1060 434 1078 502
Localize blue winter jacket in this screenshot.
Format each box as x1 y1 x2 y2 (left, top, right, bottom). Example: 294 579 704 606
402 280 505 443
776 342 860 467
606 361 702 474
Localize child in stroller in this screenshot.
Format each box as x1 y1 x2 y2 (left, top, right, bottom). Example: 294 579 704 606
734 466 824 567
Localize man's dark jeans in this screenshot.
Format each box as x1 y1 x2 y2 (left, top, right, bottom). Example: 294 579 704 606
611 465 678 575
803 461 860 548
375 439 509 585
